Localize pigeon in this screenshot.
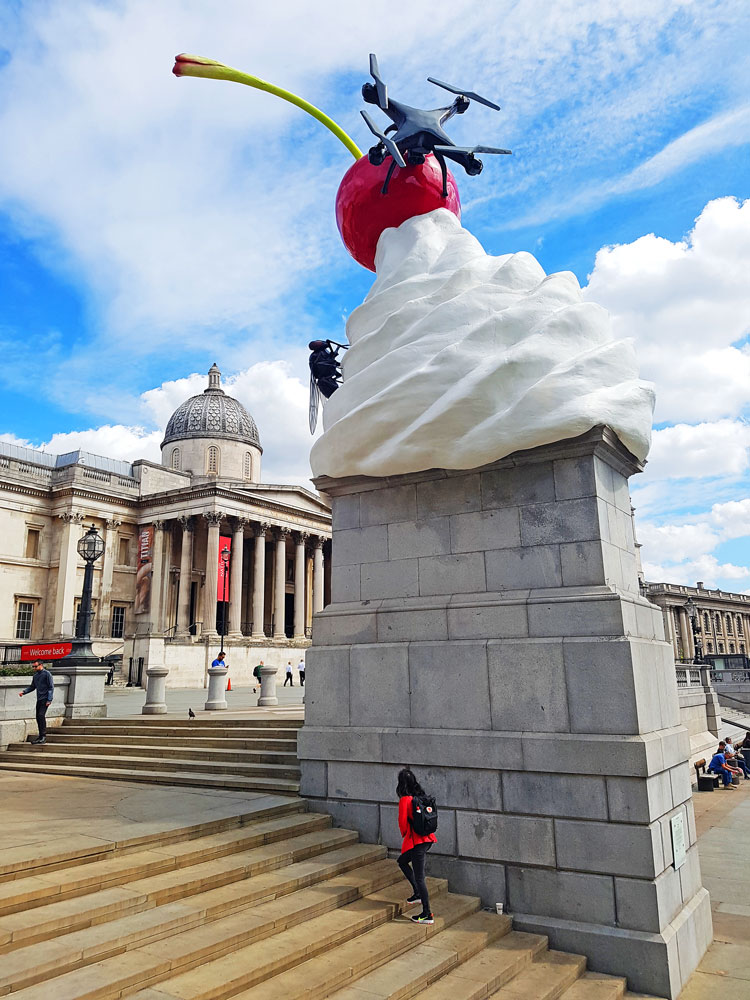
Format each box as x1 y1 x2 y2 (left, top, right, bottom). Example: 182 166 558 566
188 708 195 719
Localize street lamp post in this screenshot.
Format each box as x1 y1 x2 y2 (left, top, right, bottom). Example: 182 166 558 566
686 596 703 665
76 525 105 639
220 545 230 652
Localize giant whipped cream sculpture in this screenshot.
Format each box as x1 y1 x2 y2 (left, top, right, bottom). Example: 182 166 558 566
174 53 654 479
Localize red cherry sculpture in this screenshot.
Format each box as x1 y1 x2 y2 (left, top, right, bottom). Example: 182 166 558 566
335 154 461 272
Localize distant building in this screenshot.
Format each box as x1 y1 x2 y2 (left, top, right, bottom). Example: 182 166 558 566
646 580 750 666
0 364 331 686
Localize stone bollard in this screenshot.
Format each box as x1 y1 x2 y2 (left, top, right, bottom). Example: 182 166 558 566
142 665 169 715
258 664 278 707
204 663 228 711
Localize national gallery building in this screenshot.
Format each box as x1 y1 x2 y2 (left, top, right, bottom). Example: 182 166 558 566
0 365 332 686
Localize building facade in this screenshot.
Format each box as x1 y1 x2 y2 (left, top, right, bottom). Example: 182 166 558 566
0 365 332 686
646 580 750 664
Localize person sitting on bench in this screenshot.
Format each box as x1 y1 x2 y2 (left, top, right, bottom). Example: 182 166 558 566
723 736 750 779
708 743 742 788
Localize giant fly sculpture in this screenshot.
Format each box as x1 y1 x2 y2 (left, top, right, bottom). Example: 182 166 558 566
361 54 511 197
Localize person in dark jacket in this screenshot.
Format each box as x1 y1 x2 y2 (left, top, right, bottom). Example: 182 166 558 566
18 661 54 744
396 767 437 924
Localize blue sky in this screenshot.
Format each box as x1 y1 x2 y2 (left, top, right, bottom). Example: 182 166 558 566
0 0 749 590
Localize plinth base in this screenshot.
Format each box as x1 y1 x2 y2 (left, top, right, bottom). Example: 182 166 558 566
300 427 711 999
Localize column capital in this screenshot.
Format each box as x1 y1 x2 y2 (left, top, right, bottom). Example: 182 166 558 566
152 519 168 531
59 511 85 524
231 516 251 532
105 517 122 528
203 511 225 527
295 531 311 545
312 535 325 549
254 521 270 538
178 514 194 532
275 525 292 540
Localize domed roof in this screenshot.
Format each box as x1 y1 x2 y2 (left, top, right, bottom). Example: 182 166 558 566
161 364 261 450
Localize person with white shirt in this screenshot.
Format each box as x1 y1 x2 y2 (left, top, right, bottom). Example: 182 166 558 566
297 659 305 686
284 661 294 687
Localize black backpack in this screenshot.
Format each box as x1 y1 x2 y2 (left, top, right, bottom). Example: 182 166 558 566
411 794 438 836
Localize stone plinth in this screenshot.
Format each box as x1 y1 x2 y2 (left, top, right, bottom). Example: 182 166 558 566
298 426 711 999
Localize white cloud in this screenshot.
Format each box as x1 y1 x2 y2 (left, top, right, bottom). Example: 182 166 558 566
645 421 750 481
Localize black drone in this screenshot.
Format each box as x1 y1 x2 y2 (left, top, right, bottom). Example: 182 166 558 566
361 54 511 196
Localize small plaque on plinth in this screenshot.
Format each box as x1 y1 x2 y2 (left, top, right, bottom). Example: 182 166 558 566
670 813 687 869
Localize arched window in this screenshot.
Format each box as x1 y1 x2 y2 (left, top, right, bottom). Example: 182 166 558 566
703 612 710 632
727 614 733 634
737 616 743 635
707 641 714 653
207 446 220 475
730 643 736 653
243 452 252 480
171 447 181 470
715 613 722 632
719 642 725 653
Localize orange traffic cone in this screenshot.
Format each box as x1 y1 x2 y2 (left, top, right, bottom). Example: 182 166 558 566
226 677 232 692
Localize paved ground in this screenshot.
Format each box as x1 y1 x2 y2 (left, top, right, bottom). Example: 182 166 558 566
682 776 750 998
0 770 294 871
104 683 304 719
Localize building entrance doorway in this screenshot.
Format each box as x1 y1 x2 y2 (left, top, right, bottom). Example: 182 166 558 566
285 594 294 638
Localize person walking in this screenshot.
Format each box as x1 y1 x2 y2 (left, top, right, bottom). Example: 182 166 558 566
18 660 54 745
252 660 263 694
284 661 294 687
297 658 305 686
396 767 437 924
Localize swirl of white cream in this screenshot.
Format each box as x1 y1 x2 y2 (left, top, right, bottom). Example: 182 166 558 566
311 209 654 479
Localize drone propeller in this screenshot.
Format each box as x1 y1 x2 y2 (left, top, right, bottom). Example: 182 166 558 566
369 53 388 109
434 144 512 155
361 110 406 167
427 77 501 111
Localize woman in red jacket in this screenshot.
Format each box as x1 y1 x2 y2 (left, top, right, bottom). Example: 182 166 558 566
396 767 437 924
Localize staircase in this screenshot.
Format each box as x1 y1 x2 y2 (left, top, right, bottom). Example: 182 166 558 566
0 718 302 794
0 799 656 1000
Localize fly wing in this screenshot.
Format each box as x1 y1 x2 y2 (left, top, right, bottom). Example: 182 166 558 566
309 370 321 434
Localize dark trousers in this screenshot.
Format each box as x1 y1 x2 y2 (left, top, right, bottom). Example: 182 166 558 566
299 671 305 686
35 700 48 739
284 674 293 686
733 755 750 778
398 843 431 914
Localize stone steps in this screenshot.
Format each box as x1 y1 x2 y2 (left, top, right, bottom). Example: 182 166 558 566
0 717 301 792
0 800 663 1000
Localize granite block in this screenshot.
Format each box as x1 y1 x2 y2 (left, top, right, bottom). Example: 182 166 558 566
447 601 528 640
350 644 411 727
607 771 673 825
674 888 712 996
553 456 597 501
678 846 703 906
555 818 663 878
313 610 378 646
668 763 693 810
520 496 601 546
327 761 395 802
481 462 555 509
322 799 381 843
297 726 384 763
381 729 523 772
303 647 350 726
614 866 683 933
427 855 506 907
485 544 562 590
388 517 451 559
409 641 491 730
376 607 448 642
332 494 360 530
449 508 521 553
522 732 661 778
361 558 420 600
417 474 481 518
418 552 486 596
332 524 389 566
488 639 570 733
360 484 417 527
507 867 616 926
503 771 608 820
563 638 639 735
559 541 606 588
299 759 327 798
331 563 361 603
528 596 624 638
457 811 555 866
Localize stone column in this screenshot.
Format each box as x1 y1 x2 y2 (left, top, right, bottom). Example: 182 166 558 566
228 518 248 638
149 521 166 633
101 518 121 628
313 536 325 614
203 512 223 637
176 516 194 636
678 607 693 661
663 604 678 660
273 527 291 639
293 532 308 640
299 428 711 1000
251 522 269 639
54 512 84 635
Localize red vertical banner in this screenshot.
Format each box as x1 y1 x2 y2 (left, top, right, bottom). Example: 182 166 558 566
135 525 153 614
217 535 232 600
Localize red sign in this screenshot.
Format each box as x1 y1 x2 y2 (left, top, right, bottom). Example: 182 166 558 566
135 525 154 615
21 643 73 662
217 536 231 600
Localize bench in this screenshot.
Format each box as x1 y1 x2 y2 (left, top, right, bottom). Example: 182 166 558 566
694 758 720 791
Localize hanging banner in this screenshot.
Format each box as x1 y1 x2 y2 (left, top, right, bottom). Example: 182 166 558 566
135 525 154 614
217 535 232 600
21 642 72 661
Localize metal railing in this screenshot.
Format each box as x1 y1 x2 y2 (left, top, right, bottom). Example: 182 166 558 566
675 665 708 688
